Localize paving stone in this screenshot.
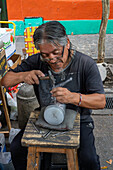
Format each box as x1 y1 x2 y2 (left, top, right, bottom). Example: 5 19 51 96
15 34 113 60
93 115 113 169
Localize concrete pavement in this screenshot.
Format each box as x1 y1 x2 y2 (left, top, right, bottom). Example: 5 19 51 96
15 34 113 59
93 115 113 170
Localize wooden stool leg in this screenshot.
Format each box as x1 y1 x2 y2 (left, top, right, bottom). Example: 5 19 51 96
27 147 40 170
66 149 79 170
75 150 79 170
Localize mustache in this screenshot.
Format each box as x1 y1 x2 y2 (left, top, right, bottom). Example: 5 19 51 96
49 60 64 65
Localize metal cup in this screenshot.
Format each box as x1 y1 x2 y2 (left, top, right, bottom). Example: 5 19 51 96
44 103 66 126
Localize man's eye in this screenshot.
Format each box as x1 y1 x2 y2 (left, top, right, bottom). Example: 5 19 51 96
41 53 48 58
53 52 59 55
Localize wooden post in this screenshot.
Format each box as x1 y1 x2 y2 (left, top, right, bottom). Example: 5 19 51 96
97 0 110 63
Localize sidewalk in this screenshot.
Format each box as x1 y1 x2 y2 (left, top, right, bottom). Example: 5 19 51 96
14 34 113 169
93 115 113 170
15 34 113 59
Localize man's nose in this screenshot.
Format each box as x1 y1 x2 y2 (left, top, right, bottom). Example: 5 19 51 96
49 53 57 63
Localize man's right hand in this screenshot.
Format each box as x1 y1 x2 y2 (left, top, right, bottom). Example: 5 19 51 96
1 70 45 87
23 70 45 85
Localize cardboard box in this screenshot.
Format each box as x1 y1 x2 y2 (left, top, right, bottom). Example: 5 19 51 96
0 48 8 79
8 54 21 69
0 28 16 60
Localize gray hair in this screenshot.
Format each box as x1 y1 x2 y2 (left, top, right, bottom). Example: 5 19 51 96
33 21 68 49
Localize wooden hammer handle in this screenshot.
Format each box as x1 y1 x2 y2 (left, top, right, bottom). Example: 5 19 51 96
39 76 49 80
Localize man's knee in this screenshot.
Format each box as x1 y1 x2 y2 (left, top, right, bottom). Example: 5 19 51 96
10 139 21 157
10 138 28 157
10 129 28 157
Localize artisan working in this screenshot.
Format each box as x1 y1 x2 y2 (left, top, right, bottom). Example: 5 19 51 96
2 21 106 170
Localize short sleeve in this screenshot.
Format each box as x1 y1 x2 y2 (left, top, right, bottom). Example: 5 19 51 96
9 53 40 73
85 62 105 94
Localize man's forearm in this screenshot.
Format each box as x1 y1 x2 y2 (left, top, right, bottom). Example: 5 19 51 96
1 71 28 87
1 70 45 87
71 93 106 109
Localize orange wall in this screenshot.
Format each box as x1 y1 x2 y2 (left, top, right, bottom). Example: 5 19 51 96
6 0 113 21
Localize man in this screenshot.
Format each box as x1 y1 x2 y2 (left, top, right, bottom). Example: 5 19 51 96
2 21 106 170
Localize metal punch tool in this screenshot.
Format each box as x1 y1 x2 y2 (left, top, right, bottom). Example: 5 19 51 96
42 130 53 139
51 131 69 137
30 120 41 133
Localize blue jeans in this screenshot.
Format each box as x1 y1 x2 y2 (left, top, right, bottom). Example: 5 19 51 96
78 121 100 170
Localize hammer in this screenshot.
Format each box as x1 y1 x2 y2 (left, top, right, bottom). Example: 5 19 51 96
39 70 56 88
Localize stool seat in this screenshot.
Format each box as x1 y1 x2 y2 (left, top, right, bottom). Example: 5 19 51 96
21 111 80 170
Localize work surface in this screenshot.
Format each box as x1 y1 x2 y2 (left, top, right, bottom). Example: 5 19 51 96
21 111 80 149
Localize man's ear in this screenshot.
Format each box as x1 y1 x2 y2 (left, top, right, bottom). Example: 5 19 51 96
67 38 70 49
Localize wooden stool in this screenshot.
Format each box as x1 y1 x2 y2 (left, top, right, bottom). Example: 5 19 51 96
21 111 80 170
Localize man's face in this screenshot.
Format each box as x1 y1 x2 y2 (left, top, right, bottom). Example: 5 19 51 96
38 42 70 72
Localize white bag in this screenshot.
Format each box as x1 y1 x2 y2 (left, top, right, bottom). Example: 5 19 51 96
0 152 15 170
9 128 21 144
6 92 17 120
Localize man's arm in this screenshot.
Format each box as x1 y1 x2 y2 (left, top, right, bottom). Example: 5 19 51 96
71 92 106 109
51 87 106 110
1 70 45 87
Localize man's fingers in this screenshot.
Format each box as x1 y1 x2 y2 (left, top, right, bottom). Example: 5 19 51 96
51 87 62 93
51 89 65 98
34 70 45 78
26 70 45 85
24 78 35 85
24 73 36 84
32 74 40 84
33 70 46 84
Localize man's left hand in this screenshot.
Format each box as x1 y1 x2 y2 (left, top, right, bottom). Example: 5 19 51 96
51 87 73 104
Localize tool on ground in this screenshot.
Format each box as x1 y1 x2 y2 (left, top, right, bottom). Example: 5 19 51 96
42 130 52 139
30 120 40 133
51 131 69 137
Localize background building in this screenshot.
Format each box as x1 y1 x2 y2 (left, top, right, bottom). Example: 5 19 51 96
5 0 113 36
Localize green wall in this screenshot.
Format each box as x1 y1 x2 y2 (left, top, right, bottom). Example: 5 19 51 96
9 19 113 36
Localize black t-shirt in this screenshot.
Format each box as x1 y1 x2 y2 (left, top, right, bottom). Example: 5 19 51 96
10 50 104 122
